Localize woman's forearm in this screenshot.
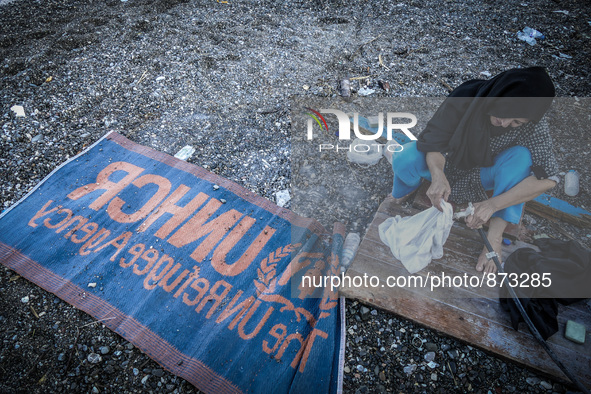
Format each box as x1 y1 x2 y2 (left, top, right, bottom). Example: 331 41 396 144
489 176 556 212
426 152 446 179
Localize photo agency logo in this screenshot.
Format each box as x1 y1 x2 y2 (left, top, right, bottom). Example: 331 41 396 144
304 107 418 155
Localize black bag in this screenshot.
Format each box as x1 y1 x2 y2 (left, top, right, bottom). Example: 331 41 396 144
499 238 591 340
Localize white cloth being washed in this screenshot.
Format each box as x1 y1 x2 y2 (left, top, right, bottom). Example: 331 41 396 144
378 199 453 274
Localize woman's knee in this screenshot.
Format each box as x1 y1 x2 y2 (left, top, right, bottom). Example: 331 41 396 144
392 141 422 168
497 146 532 169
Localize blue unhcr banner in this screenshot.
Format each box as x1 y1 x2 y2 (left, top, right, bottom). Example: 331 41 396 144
0 132 345 393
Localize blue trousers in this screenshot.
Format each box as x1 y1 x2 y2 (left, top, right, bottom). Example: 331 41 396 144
391 142 532 224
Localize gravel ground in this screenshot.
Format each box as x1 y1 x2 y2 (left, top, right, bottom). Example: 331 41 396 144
1 0 590 393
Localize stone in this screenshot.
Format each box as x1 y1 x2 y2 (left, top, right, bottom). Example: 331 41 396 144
354 386 369 394
360 306 371 321
87 353 101 364
431 372 438 381
100 346 110 355
447 350 458 360
539 381 552 390
424 342 438 352
152 368 164 377
403 364 416 375
448 361 457 374
424 352 436 362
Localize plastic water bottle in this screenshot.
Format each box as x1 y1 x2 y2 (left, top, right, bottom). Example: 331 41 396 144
565 170 580 197
341 232 361 272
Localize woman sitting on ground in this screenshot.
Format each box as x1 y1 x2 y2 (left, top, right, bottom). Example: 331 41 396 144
388 67 559 274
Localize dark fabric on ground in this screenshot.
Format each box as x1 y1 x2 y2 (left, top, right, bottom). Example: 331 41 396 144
500 238 591 340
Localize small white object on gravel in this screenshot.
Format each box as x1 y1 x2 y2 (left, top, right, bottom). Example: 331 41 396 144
174 146 196 161
427 361 439 369
275 190 291 207
87 353 102 364
10 105 25 117
358 87 375 96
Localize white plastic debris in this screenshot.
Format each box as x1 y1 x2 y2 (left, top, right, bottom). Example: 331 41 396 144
11 105 25 117
453 202 475 220
367 115 380 128
341 233 361 272
88 282 97 288
174 145 196 161
347 138 382 166
155 76 165 82
516 27 544 46
275 190 291 207
21 296 29 303
358 86 375 96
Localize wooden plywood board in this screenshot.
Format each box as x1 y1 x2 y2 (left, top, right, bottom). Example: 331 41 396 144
340 196 591 388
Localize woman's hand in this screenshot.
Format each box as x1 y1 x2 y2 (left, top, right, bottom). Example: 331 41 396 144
466 200 497 229
426 174 451 211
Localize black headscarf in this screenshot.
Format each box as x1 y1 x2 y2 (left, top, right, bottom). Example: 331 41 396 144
416 67 556 170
